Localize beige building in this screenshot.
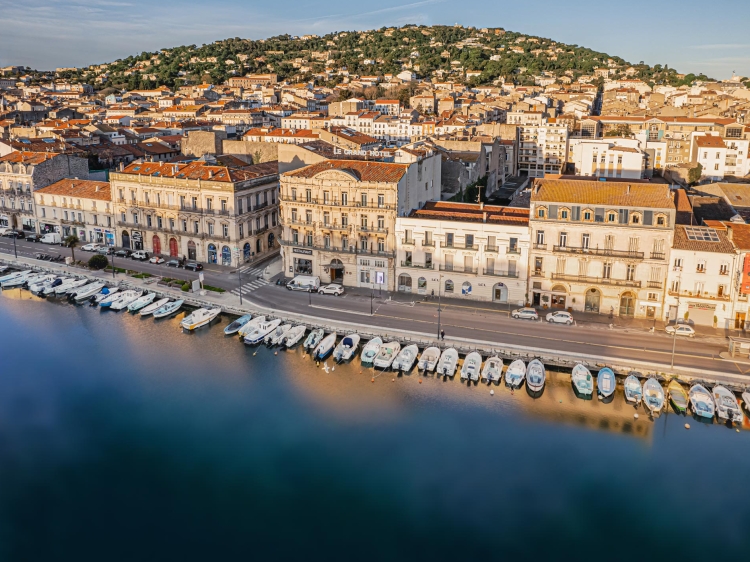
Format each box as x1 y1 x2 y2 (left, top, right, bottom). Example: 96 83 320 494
109 160 280 265
279 156 441 290
517 123 569 178
529 179 676 319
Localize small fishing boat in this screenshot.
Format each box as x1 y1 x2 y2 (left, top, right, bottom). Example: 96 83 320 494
373 341 401 369
743 392 750 416
571 364 594 396
713 386 743 423
71 281 105 301
283 325 307 348
31 276 64 296
333 333 360 361
417 347 441 372
392 344 418 372
99 288 129 307
55 278 87 295
152 299 184 318
303 328 325 351
109 290 143 311
314 332 337 360
223 314 253 335
91 286 119 304
505 359 526 387
0 270 32 287
180 307 221 330
460 351 482 381
361 337 383 365
238 316 266 338
597 367 616 398
140 297 170 316
436 348 459 377
27 275 58 293
43 277 71 295
243 318 281 345
481 356 503 383
689 384 715 419
9 273 47 288
67 280 98 299
668 380 689 413
643 378 665 413
623 373 643 405
265 323 292 346
526 359 546 392
127 292 156 312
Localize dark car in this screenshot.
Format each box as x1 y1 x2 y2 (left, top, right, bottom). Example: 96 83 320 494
5 230 24 238
114 249 132 258
166 259 181 268
25 233 43 242
97 246 115 255
184 261 203 271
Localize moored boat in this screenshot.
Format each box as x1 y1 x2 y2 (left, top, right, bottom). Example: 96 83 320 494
333 333 360 361
180 307 221 330
243 318 281 345
109 290 143 311
417 346 440 372
460 352 482 381
223 314 253 335
571 364 594 396
72 281 106 301
92 286 119 304
392 344 418 372
713 385 743 423
0 270 32 287
526 359 546 392
304 328 325 351
283 325 307 348
643 378 665 413
26 275 58 293
373 341 401 369
152 299 184 318
505 359 526 387
238 316 266 338
689 384 715 419
597 367 616 399
623 373 643 405
361 337 382 365
127 292 156 312
314 332 337 360
668 380 689 413
140 297 170 316
266 323 292 346
55 278 87 295
436 347 459 377
742 392 750 416
481 356 503 383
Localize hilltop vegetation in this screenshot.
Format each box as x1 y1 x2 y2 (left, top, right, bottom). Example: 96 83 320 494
54 25 711 91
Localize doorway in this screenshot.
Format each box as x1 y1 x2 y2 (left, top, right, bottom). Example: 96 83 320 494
207 244 217 264
121 230 130 249
493 283 508 303
152 235 161 255
330 258 344 283
584 288 601 313
169 237 178 257
619 292 636 317
735 312 746 330
188 240 197 261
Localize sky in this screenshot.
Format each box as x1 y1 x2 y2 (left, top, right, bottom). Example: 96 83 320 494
1 0 748 79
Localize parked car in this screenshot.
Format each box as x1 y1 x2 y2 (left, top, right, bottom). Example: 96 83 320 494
114 249 132 258
149 256 165 264
546 311 574 325
5 229 24 239
665 324 696 338
166 259 181 268
0 227 11 236
97 246 115 255
81 243 102 252
25 233 43 242
184 261 203 271
131 250 150 261
318 283 344 296
511 307 539 321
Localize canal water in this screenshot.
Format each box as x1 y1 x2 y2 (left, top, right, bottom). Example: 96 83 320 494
0 289 749 560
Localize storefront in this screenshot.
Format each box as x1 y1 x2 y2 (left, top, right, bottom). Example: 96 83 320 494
687 301 716 326
40 223 59 234
22 218 35 231
131 231 143 251
357 257 387 290
0 215 8 227
292 247 313 275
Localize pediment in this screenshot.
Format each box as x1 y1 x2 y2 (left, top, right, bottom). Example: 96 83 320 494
313 169 360 182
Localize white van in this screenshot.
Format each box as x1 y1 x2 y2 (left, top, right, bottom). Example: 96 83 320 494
41 232 62 245
286 275 320 292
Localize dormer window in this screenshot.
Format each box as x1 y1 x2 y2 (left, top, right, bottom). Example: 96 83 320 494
559 207 570 220
607 211 617 223
537 206 547 218
630 212 641 225
582 209 593 221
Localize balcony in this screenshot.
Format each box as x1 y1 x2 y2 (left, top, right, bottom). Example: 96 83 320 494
485 245 499 253
254 201 269 211
647 280 663 289
533 242 547 250
400 261 434 269
650 252 666 260
422 240 435 247
551 273 641 288
668 290 729 302
506 247 521 255
482 268 519 278
462 244 479 251
401 237 415 245
321 222 350 231
255 226 269 235
360 225 388 234
439 265 478 274
552 245 645 259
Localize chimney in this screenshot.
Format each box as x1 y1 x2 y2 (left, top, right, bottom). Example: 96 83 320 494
626 184 630 194
208 170 213 179
482 211 487 223
119 161 124 172
726 225 733 241
479 202 484 209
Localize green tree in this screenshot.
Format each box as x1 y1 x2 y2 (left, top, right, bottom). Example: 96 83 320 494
88 254 109 270
688 163 703 185
64 234 80 263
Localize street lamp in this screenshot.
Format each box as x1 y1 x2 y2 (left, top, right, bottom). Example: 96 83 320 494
234 247 242 305
437 274 443 339
111 248 116 279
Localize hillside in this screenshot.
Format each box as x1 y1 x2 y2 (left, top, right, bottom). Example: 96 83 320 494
54 25 712 91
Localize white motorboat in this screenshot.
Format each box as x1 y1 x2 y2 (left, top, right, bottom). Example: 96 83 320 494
526 359 546 392
224 314 253 335
597 367 616 398
1 271 36 288
238 316 266 337
333 333 360 361
43 277 71 295
67 280 97 299
0 270 32 287
99 288 128 307
623 373 643 405
392 344 418 372
571 364 594 396
460 352 482 381
0 265 7 274
71 281 105 301
436 348 459 377
180 307 221 330
243 318 281 345
303 328 324 351
265 323 292 346
283 325 307 348
643 378 665 413
139 297 170 316
743 392 750 416
361 337 383 365
152 299 184 318
689 384 715 419
314 332 338 360
374 341 401 369
127 292 157 312
505 359 526 387
481 356 503 383
417 347 441 372
25 275 57 292
55 278 87 295
30 276 64 295
713 386 743 423
109 290 144 311
92 286 119 304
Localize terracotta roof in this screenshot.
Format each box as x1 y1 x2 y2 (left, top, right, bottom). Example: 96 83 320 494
695 136 726 148
409 201 529 226
284 159 408 183
532 179 675 209
36 179 111 201
118 160 278 183
725 223 750 251
0 150 63 165
672 188 694 225
672 225 735 253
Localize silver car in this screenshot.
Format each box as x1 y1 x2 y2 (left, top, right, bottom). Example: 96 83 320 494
512 307 539 320
546 311 574 325
318 283 345 296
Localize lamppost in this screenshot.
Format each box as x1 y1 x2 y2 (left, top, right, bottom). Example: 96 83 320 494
670 272 682 369
234 247 242 305
437 274 443 339
111 247 116 279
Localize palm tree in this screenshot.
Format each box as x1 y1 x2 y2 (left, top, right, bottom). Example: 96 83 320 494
64 234 80 264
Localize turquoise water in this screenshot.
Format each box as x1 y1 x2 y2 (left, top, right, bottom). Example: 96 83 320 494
0 288 749 561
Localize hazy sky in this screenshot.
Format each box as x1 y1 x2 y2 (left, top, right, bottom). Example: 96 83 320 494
2 0 748 78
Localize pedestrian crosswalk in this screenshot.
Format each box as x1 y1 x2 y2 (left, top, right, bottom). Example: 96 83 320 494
230 265 269 296
239 265 265 276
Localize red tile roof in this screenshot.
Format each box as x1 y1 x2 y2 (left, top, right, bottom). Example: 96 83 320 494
284 159 408 183
410 201 529 225
117 160 278 183
36 179 111 201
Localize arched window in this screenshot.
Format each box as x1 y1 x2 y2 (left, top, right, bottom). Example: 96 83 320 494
536 206 547 219
243 242 251 260
461 281 472 295
221 245 231 266
417 277 427 293
207 244 217 264
398 273 412 293
256 238 262 253
582 208 594 222
444 279 454 293
267 232 275 248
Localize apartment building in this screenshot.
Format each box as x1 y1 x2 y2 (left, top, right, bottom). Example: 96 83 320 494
529 179 676 319
690 133 750 180
0 151 89 232
570 139 646 179
34 179 114 244
279 157 441 291
517 123 569 178
109 160 280 265
394 202 530 304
